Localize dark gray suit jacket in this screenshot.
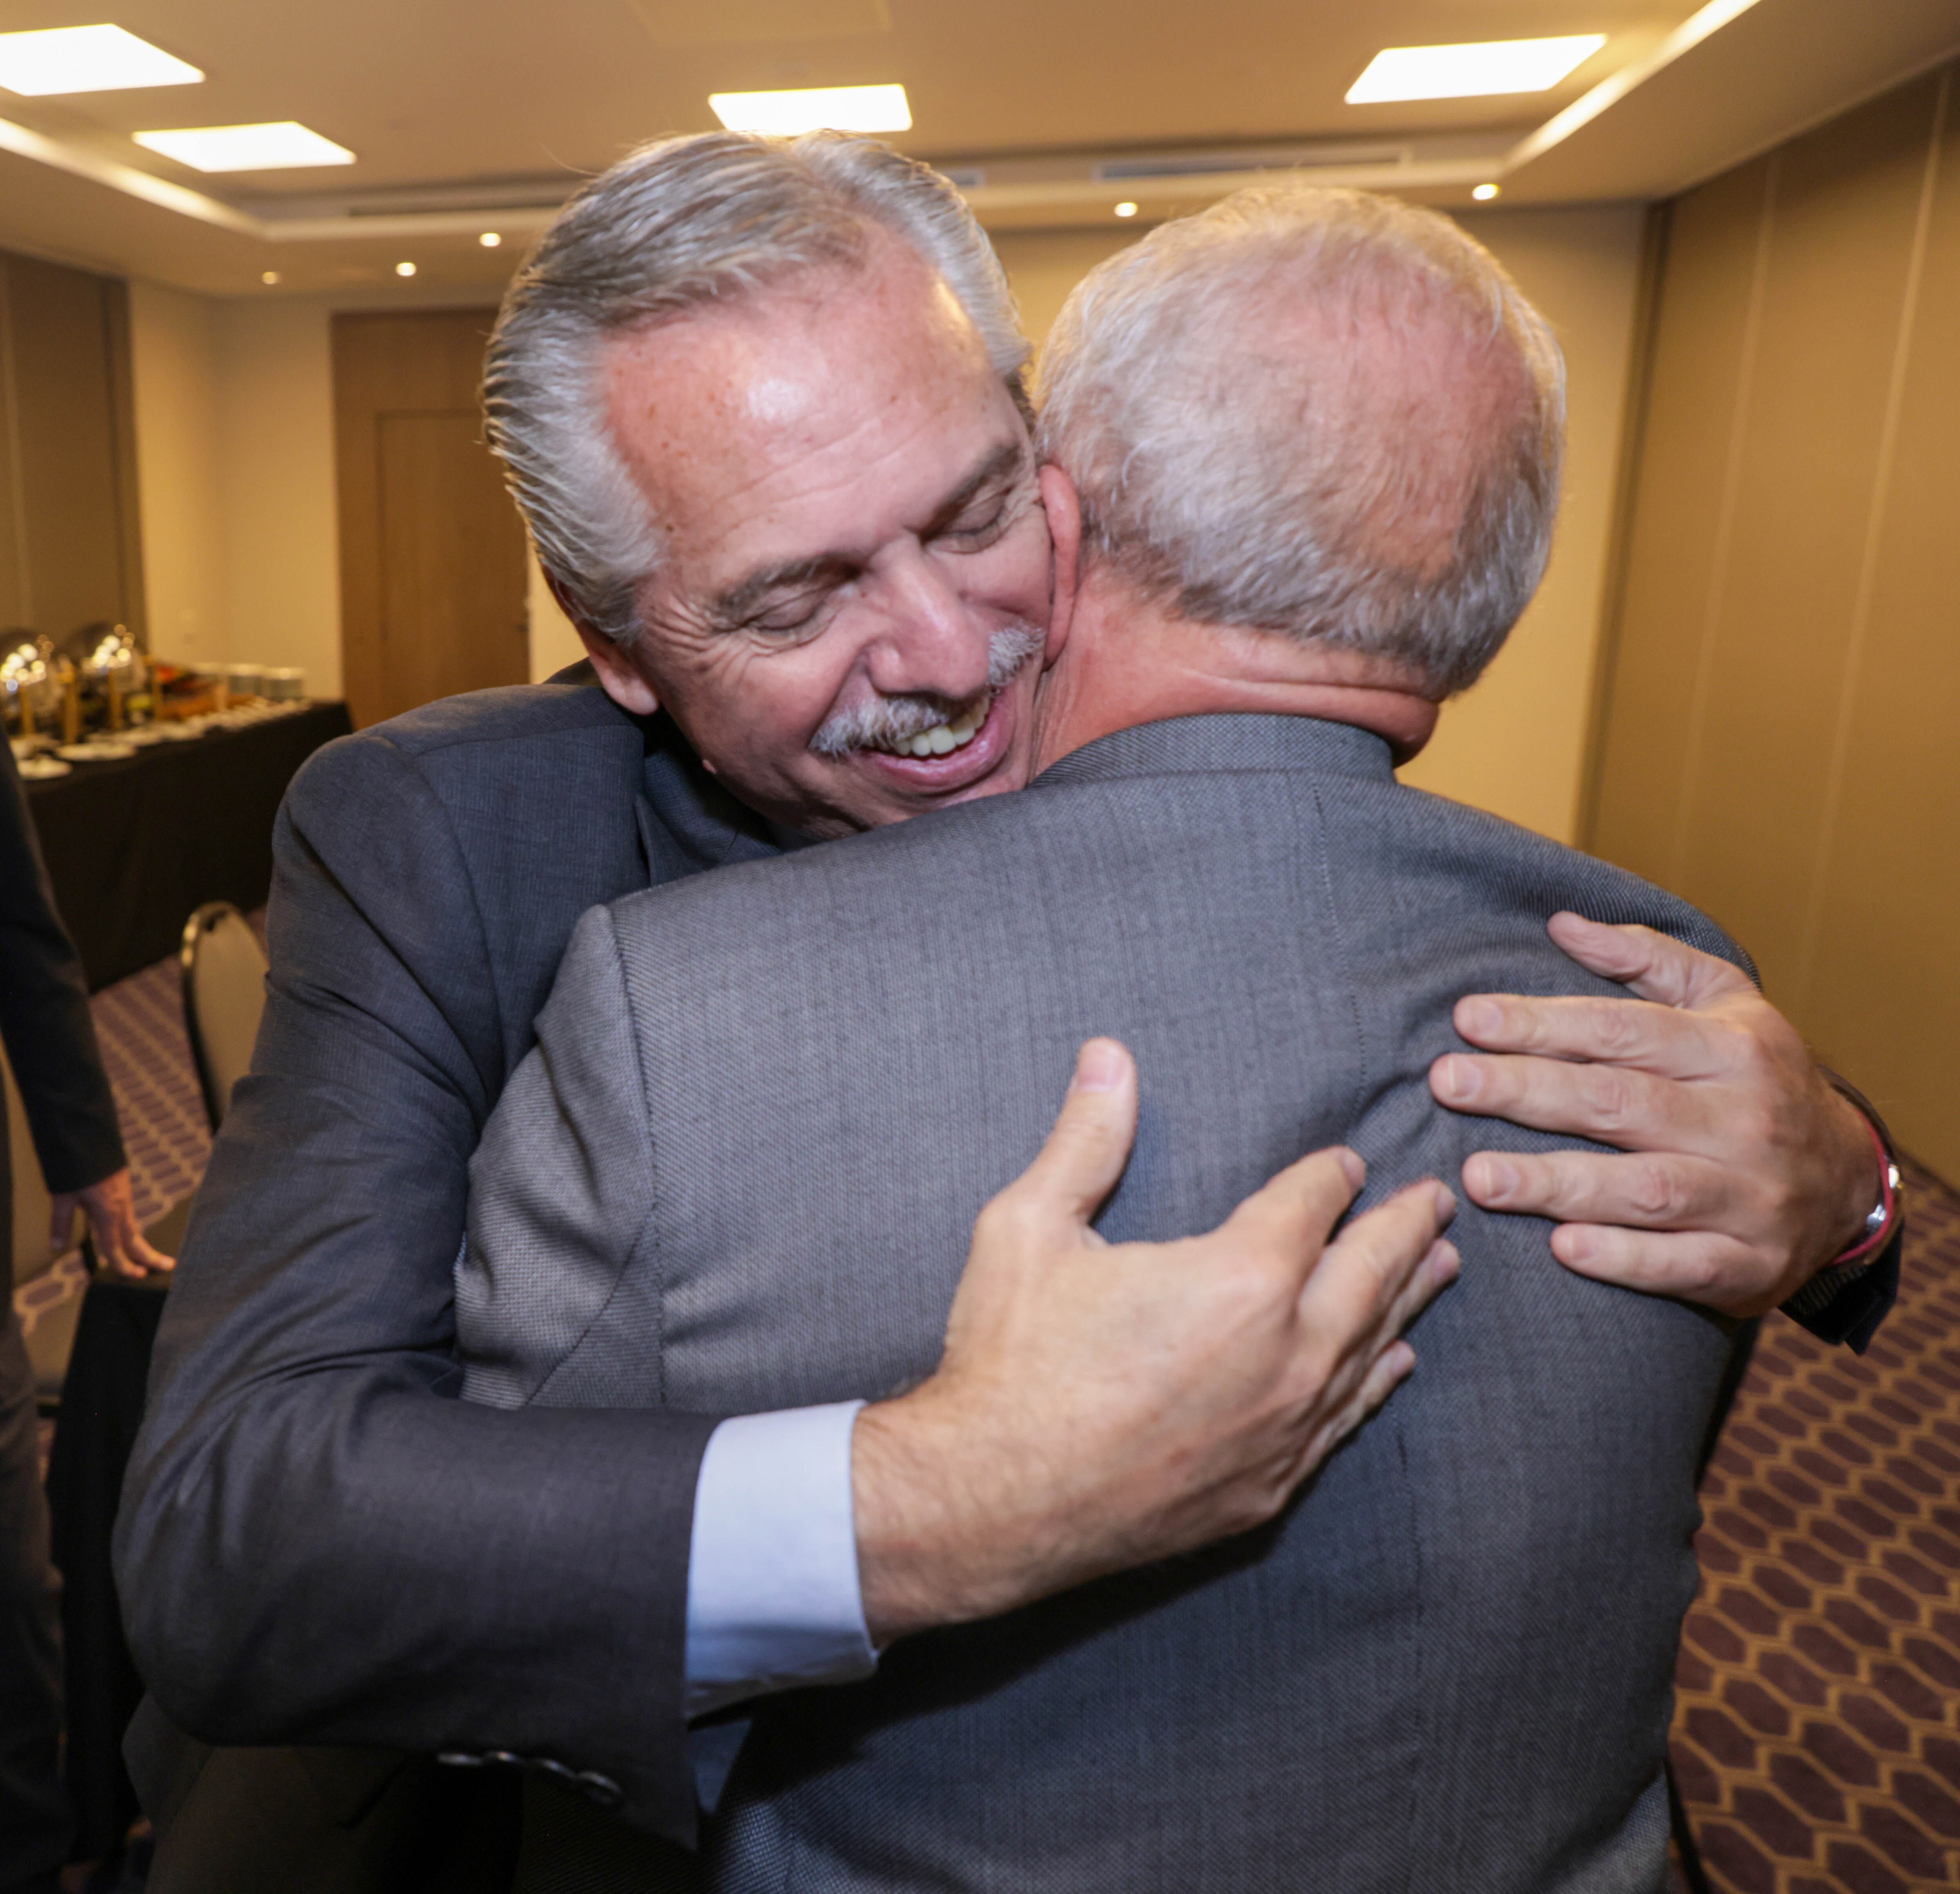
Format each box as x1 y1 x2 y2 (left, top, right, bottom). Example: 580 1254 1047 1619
116 678 782 1845
462 713 1743 1894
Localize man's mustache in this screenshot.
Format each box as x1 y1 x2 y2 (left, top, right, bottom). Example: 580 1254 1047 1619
809 624 1046 758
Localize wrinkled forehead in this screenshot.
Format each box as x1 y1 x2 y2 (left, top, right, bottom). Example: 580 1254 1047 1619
600 243 1029 573
604 237 998 460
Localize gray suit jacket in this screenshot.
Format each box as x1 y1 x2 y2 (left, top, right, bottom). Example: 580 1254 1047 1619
461 712 1742 1893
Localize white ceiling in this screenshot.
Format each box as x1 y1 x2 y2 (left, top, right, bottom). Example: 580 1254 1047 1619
0 0 1954 296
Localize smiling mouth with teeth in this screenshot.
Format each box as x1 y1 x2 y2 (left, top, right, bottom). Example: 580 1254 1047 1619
872 695 991 759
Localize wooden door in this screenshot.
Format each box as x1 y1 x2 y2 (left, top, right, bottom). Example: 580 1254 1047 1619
332 309 529 728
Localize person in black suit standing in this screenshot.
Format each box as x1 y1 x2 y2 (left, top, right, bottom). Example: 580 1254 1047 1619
1 737 169 1894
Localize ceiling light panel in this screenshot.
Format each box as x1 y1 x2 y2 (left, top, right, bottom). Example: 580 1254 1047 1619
708 84 911 135
1346 35 1607 104
0 24 201 96
133 122 355 172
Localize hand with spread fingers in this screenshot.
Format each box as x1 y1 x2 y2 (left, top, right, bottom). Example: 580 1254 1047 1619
1428 912 1882 1318
855 1037 1460 1647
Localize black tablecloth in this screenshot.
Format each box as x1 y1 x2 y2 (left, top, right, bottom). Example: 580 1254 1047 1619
23 703 353 992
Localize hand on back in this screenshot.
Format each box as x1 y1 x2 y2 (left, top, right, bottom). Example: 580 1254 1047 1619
853 1038 1457 1646
1431 913 1878 1317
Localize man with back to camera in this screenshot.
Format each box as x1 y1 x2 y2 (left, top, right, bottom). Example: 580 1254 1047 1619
456 177 1897 1890
117 133 1899 1888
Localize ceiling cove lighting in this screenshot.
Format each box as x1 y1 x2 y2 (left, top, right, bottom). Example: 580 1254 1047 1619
708 84 910 135
1346 35 1607 104
133 121 354 172
0 23 202 95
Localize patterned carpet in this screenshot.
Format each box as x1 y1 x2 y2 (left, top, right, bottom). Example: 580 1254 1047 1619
1671 1157 1960 1893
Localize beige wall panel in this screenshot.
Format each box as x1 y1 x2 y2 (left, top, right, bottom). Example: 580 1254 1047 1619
1589 164 1769 884
1671 81 1938 993
995 227 1136 349
215 297 342 698
1798 83 1960 1175
129 279 230 665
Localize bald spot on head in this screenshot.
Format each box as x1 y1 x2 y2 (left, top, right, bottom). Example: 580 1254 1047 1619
1214 265 1536 603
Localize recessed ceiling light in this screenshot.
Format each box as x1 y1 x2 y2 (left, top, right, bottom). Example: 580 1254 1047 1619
478 231 502 248
1346 35 1607 104
133 121 354 172
260 270 280 285
1472 182 1502 201
395 261 417 277
708 84 911 136
0 24 201 96
1114 201 1138 218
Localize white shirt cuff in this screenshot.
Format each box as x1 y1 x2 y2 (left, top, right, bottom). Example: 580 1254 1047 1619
684 1400 877 1720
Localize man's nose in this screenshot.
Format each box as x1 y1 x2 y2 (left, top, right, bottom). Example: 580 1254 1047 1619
862 546 993 704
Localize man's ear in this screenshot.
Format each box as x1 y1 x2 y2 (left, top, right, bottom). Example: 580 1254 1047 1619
1038 463 1083 667
576 626 662 717
540 566 663 716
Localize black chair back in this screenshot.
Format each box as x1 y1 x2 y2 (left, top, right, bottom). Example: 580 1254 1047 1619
179 902 267 1133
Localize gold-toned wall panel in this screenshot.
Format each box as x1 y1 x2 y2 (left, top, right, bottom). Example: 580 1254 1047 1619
1590 163 1769 887
1800 86 1960 1177
1675 81 1938 995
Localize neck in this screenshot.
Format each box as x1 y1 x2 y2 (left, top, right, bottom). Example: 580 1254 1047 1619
1033 567 1442 774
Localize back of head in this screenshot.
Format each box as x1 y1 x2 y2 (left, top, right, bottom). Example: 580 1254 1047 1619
485 132 1028 646
1037 184 1565 695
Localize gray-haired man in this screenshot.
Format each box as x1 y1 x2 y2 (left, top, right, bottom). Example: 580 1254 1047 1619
456 179 1893 1889
121 135 1893 1890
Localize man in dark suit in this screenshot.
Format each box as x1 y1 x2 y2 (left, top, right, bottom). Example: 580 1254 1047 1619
117 134 1895 1888
2 739 169 1894
455 179 1842 1889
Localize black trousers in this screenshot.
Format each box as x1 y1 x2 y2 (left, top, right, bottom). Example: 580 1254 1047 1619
0 1280 70 1887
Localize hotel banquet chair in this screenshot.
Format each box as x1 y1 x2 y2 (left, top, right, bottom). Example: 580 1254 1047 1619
179 900 268 1135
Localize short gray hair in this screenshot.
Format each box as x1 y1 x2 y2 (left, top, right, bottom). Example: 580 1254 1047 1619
484 132 1029 645
1037 184 1566 695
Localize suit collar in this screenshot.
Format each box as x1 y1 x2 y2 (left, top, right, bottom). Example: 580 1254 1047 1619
632 706 783 882
1031 712 1397 790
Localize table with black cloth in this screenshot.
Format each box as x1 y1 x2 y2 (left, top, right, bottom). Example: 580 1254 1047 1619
22 701 353 992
